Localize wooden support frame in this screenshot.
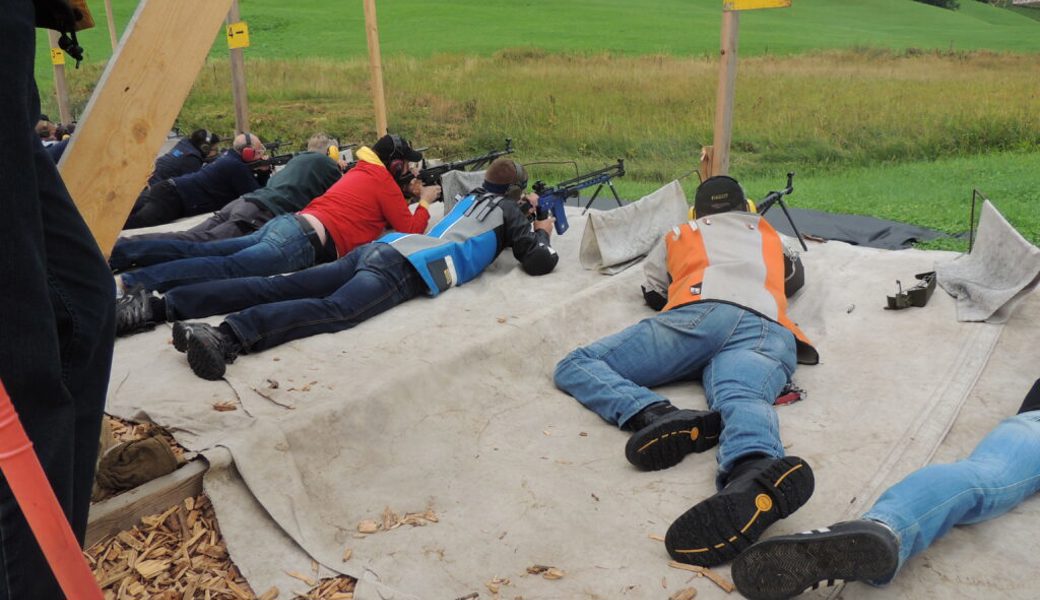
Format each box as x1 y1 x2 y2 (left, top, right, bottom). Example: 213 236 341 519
227 0 250 135
363 0 389 136
103 0 118 50
85 460 207 548
710 11 740 177
46 30 72 125
57 0 236 255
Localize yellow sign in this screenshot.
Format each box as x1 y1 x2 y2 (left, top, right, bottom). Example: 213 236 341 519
724 0 791 10
226 21 250 49
50 47 65 66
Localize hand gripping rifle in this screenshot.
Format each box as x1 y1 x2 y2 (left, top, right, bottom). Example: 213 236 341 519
756 172 807 251
417 138 514 186
532 159 625 235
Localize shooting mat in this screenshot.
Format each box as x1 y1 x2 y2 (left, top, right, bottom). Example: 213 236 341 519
104 195 1038 599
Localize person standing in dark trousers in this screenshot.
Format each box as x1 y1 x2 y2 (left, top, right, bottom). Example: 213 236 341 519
0 2 116 598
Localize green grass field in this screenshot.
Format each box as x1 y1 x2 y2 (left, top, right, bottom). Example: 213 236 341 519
33 0 1040 249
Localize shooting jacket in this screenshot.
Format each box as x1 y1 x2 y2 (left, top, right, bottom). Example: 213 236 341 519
643 212 819 365
149 138 204 186
377 190 557 296
243 152 341 216
172 151 260 216
301 147 429 257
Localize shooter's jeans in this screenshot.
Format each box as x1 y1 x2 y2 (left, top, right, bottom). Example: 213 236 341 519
109 198 276 270
862 410 1040 584
165 243 426 352
120 214 316 292
0 4 116 598
554 302 796 485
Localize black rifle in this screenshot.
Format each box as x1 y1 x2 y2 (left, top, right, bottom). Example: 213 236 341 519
532 160 626 235
756 172 807 251
417 139 514 186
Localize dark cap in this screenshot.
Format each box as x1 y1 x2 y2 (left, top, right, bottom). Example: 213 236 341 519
372 134 423 164
694 175 748 218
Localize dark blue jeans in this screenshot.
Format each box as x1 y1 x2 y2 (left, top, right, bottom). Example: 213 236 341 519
109 198 275 271
0 4 116 598
165 243 425 352
120 213 317 292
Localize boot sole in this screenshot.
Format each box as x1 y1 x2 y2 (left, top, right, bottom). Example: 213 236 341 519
732 525 899 600
625 410 722 471
186 334 228 381
665 456 814 567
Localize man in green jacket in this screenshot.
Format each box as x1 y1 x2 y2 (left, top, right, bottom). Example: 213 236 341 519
110 132 346 271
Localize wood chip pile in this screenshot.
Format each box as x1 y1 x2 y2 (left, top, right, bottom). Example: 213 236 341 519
86 493 357 599
106 416 187 462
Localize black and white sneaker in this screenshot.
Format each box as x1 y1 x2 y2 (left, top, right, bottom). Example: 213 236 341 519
731 519 899 600
184 323 241 381
115 287 157 336
665 456 815 567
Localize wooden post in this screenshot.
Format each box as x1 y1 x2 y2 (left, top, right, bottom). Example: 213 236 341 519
46 31 72 125
103 0 118 50
58 0 236 254
699 146 714 183
363 0 388 136
711 11 739 177
227 0 249 135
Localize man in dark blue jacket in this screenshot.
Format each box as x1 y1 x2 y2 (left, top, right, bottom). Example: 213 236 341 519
125 132 267 229
116 157 559 380
147 129 219 185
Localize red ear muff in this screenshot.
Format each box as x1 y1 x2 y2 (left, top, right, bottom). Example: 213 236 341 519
241 146 258 162
388 158 408 181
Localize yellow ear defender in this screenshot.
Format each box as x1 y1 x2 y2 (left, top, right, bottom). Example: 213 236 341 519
327 145 340 162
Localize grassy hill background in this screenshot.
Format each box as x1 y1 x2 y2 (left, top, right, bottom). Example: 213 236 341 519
33 0 1040 247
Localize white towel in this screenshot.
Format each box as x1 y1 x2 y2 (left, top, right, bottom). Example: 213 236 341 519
578 180 688 274
936 200 1040 323
440 170 487 213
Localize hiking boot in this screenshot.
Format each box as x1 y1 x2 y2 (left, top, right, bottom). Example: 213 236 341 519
171 321 207 353
115 287 157 336
665 456 815 567
732 520 899 599
184 323 241 380
625 408 722 471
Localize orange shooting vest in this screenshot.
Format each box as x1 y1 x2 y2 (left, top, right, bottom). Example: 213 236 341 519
662 213 819 365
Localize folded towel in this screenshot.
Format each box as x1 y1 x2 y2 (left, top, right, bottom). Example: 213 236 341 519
579 180 688 274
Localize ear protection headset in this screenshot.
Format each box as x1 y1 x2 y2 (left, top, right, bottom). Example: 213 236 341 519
199 130 217 156
388 158 410 184
327 144 340 162
506 161 528 200
388 134 407 160
239 133 261 163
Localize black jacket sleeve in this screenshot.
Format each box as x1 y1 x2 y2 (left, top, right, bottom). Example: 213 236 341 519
500 200 559 276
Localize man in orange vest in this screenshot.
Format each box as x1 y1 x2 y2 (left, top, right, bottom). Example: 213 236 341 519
554 175 818 569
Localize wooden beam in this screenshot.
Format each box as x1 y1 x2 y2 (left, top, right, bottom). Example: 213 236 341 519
363 0 388 136
46 30 72 125
711 11 740 177
699 146 714 184
85 460 207 548
103 0 118 50
57 0 236 255
227 0 250 134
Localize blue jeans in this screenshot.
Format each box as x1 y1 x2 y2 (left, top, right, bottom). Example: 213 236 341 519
166 243 426 352
110 198 275 270
120 214 316 292
862 410 1040 584
0 5 116 598
554 302 797 485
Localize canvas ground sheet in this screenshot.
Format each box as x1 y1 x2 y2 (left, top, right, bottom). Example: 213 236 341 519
104 204 1035 599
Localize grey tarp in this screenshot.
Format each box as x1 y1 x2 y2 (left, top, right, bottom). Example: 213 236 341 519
103 202 1037 599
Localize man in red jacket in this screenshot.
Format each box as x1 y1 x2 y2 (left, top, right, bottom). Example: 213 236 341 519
115 134 438 300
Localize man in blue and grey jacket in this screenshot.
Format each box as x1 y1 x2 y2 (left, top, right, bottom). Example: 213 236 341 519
117 157 558 380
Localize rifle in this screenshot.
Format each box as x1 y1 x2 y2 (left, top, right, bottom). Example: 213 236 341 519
531 159 626 235
418 138 514 186
756 172 807 251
